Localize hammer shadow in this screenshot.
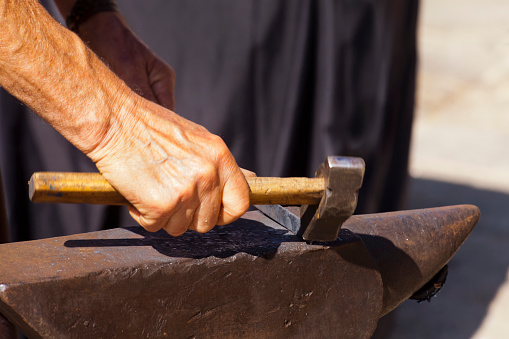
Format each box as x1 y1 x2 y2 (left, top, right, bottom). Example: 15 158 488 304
63 216 383 264
64 218 303 259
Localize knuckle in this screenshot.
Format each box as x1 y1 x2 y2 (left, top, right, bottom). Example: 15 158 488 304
196 161 218 181
138 216 162 233
144 223 162 233
204 135 228 160
150 200 172 216
191 164 219 194
167 66 176 85
195 203 221 233
175 186 196 204
195 224 215 234
157 61 175 85
210 135 228 153
165 225 187 237
192 212 217 233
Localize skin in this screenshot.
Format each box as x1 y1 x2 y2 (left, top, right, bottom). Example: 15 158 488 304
0 0 251 236
55 5 177 110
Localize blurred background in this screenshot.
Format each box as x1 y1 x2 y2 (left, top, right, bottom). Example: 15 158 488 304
387 0 509 338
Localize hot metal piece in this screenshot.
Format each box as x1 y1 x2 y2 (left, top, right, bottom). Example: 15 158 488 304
0 205 479 338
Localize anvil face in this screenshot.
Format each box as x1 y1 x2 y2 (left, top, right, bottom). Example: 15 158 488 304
0 206 479 338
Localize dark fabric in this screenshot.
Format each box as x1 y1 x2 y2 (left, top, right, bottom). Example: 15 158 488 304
119 0 419 213
0 170 8 243
0 0 418 241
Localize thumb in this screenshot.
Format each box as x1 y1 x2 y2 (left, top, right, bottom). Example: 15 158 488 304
216 170 250 226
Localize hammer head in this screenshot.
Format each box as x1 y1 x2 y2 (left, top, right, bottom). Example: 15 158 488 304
300 156 365 241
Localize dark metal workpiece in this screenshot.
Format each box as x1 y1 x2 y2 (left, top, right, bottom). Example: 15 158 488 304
0 205 479 338
254 204 302 235
300 156 365 241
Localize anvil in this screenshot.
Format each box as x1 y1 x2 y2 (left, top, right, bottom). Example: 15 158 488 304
0 205 479 338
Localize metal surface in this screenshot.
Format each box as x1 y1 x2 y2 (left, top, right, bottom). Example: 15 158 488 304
254 204 301 234
345 204 481 316
0 205 480 338
300 156 365 241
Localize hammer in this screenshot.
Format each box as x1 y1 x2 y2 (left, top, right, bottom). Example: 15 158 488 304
29 156 365 241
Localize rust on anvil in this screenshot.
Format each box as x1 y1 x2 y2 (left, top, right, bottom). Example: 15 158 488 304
0 205 479 338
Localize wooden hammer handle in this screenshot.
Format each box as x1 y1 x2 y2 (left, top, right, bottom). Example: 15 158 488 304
29 172 324 206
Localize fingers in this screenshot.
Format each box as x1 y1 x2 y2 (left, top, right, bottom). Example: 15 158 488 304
124 160 232 236
167 165 223 234
148 59 175 110
126 163 250 235
217 166 251 226
162 203 198 236
128 189 222 236
132 57 176 110
188 187 222 233
127 196 196 237
241 168 257 178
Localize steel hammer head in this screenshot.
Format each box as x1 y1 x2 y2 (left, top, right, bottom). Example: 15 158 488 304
300 156 365 241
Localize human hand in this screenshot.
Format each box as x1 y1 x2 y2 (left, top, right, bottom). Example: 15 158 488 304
75 12 250 235
78 12 175 110
87 94 250 236
0 0 248 236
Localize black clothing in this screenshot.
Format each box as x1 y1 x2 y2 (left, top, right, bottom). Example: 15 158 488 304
0 0 418 241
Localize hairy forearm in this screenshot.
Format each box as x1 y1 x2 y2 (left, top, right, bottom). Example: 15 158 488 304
0 0 250 235
0 0 132 155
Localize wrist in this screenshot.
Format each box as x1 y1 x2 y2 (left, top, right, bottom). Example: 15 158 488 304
81 79 141 163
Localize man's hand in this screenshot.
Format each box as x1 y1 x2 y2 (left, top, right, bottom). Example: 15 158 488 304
73 13 247 234
88 95 250 236
0 0 250 236
79 12 175 110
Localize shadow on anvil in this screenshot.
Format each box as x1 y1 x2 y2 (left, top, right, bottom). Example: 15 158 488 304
63 215 422 285
64 218 294 260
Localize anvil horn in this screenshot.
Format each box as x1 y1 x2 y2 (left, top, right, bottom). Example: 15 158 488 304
0 205 479 338
345 204 481 316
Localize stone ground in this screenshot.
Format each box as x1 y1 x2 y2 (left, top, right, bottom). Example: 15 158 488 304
385 1 509 338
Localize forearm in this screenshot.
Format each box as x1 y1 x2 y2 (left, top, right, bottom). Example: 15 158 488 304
0 0 133 155
0 0 249 235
